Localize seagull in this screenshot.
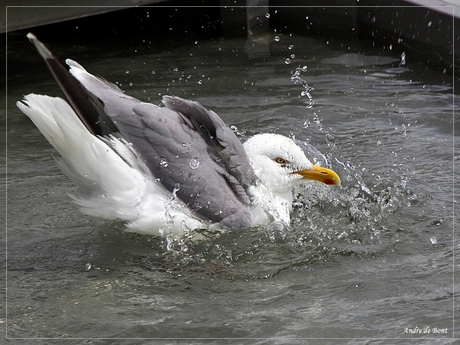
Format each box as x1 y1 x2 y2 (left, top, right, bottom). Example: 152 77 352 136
17 33 341 237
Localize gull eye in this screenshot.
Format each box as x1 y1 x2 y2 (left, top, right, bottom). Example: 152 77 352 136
275 157 288 165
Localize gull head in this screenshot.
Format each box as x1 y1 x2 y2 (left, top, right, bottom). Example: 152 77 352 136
243 133 341 193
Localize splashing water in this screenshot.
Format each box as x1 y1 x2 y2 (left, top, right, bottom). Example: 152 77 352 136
188 157 200 170
159 158 168 168
155 48 417 278
154 119 418 280
172 183 180 199
400 52 406 66
291 66 314 108
156 122 415 277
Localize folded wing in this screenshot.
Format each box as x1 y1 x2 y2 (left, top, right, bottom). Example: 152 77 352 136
25 33 255 230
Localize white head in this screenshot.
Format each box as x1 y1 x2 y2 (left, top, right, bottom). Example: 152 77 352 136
243 133 341 193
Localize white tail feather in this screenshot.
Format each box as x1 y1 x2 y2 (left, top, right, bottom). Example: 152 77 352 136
17 94 205 235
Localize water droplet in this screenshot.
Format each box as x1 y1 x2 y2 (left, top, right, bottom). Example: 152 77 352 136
172 183 180 200
400 52 406 65
125 70 130 74
129 82 133 87
189 157 200 170
429 236 437 245
85 263 92 271
290 54 295 59
427 21 432 27
305 15 309 20
159 158 168 168
197 80 202 85
284 58 291 65
288 44 294 50
389 44 393 50
265 13 270 19
274 35 280 42
151 70 156 75
155 178 161 183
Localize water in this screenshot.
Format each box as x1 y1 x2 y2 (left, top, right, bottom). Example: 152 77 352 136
4 14 457 343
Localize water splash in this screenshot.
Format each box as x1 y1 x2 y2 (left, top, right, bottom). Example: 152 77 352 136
159 158 168 168
157 157 416 278
158 183 183 238
400 52 406 66
291 66 314 108
156 64 418 277
188 157 200 170
172 183 180 199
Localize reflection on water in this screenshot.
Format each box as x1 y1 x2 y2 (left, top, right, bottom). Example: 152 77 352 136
5 16 455 340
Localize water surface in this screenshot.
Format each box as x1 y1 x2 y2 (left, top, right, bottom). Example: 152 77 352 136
4 13 457 344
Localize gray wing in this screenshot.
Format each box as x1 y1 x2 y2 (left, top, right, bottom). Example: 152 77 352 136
162 96 255 191
123 102 253 230
26 34 254 230
78 87 255 230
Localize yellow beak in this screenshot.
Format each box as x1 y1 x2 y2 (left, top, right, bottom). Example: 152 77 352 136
294 165 341 186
